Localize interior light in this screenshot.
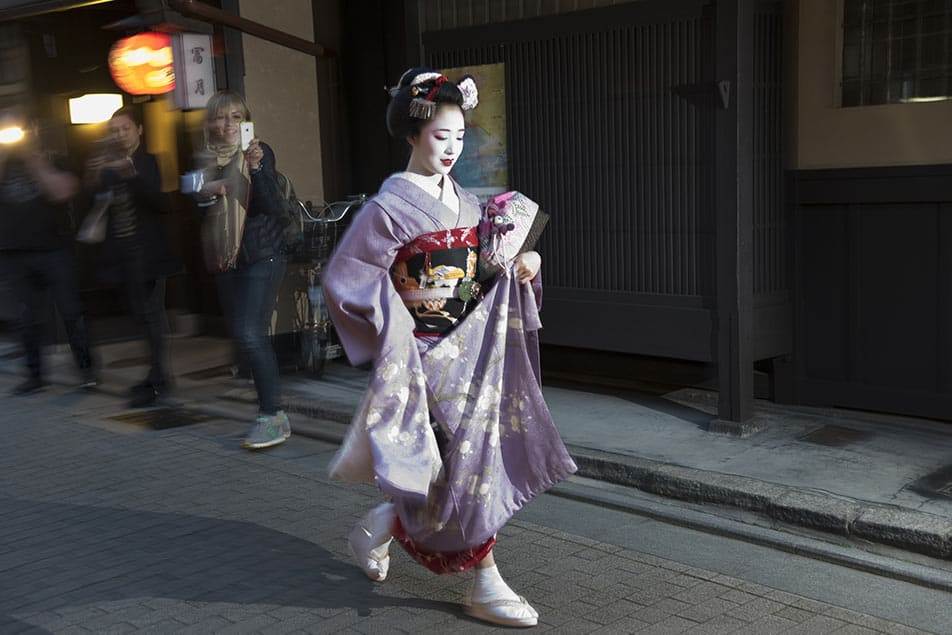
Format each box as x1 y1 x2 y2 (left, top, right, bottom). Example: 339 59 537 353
68 93 123 125
900 96 951 103
0 126 25 144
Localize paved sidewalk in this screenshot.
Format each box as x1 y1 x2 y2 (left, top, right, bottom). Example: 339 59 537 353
0 375 936 633
5 335 952 560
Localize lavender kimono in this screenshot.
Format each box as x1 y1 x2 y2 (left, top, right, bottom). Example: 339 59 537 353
323 175 576 559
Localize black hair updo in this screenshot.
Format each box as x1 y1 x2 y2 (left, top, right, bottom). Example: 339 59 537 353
386 66 465 140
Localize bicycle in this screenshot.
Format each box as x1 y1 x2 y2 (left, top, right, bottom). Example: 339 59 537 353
290 194 366 377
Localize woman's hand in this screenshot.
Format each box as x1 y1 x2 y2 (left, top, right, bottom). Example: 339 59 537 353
244 138 263 172
197 179 227 203
515 251 541 284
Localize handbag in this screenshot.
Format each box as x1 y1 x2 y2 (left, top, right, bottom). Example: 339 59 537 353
75 190 112 244
477 191 549 281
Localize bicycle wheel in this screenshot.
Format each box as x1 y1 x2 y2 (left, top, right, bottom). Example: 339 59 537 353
299 325 327 378
298 280 330 378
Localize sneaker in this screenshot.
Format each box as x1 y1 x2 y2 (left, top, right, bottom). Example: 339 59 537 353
241 411 291 450
12 376 44 396
128 380 168 409
78 368 99 390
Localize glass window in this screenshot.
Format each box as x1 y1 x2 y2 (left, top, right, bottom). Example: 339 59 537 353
841 0 952 106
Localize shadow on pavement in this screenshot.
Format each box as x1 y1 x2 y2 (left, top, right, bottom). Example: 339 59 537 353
0 496 456 626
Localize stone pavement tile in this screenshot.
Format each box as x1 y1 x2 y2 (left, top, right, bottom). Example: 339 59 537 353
775 605 817 623
665 573 707 589
139 618 192 633
676 596 739 623
779 595 837 614
652 597 695 617
832 625 883 635
717 586 758 604
589 618 651 634
628 605 673 625
542 617 605 634
685 614 748 634
672 580 731 604
678 566 722 582
579 598 644 625
733 614 800 635
883 622 932 635
783 614 851 634
648 614 698 634
823 605 911 632
579 584 640 608
725 596 786 623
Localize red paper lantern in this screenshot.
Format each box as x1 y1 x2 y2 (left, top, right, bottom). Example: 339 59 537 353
108 32 175 95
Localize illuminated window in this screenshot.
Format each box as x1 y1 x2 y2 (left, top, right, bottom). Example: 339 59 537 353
68 94 123 124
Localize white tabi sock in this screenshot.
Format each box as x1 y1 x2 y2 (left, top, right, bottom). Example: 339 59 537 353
365 502 394 556
469 564 522 605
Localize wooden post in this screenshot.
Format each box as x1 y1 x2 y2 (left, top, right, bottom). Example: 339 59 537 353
709 0 763 435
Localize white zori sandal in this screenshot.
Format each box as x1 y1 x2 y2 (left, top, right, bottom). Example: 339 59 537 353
463 595 539 628
347 502 395 582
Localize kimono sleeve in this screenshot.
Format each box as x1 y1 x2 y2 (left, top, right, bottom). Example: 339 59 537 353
323 201 415 367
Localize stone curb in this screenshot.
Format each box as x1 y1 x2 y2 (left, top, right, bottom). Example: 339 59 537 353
251 389 952 561
569 447 952 560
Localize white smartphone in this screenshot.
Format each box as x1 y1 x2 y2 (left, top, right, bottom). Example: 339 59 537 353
240 121 255 151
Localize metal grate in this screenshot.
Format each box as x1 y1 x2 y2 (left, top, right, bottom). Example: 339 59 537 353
909 464 952 499
798 425 874 447
841 0 952 106
108 408 215 430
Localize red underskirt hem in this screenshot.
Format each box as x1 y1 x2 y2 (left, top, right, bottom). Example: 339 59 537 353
392 517 495 575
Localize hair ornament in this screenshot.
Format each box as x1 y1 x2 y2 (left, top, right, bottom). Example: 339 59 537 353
408 74 447 120
457 76 479 111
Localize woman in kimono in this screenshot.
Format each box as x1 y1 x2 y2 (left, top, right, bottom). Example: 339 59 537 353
323 68 576 628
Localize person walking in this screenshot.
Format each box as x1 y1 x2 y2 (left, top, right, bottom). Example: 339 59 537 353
0 115 96 394
84 106 179 407
323 69 576 628
191 90 291 450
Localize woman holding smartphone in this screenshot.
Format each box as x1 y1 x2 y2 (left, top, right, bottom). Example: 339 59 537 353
194 90 291 449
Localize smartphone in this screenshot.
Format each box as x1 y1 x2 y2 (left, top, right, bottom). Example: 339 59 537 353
240 121 255 151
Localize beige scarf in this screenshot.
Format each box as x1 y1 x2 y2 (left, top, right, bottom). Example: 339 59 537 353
200 141 251 272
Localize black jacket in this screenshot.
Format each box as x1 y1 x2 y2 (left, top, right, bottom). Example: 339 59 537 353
0 153 74 251
237 142 286 266
98 147 181 283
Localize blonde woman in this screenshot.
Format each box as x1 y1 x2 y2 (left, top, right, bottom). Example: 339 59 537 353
194 90 290 449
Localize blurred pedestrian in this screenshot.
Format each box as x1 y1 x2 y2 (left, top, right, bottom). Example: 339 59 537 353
84 106 179 407
0 114 95 394
190 90 291 449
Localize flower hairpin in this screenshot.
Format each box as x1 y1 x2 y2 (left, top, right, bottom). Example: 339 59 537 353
458 76 479 111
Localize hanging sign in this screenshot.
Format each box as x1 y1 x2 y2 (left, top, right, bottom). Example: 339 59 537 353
171 33 216 110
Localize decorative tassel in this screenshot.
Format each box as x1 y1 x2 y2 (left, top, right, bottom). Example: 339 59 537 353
409 97 436 119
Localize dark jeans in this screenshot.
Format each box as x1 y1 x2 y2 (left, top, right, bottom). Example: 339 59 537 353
217 255 286 415
120 246 170 386
2 248 93 379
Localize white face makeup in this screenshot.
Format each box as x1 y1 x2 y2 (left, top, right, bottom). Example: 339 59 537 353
407 104 465 177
